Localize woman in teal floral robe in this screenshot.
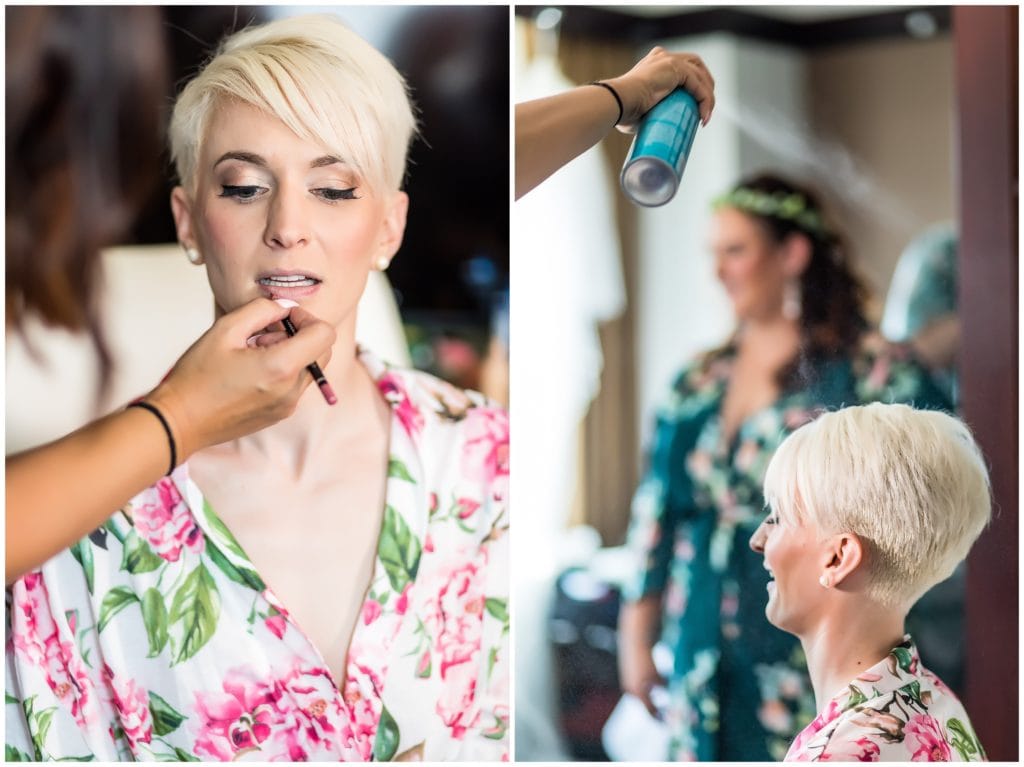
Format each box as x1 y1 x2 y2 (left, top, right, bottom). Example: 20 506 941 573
619 174 950 761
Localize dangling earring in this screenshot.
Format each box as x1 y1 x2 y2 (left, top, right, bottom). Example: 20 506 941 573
783 279 802 321
184 246 204 266
818 574 831 588
375 255 391 271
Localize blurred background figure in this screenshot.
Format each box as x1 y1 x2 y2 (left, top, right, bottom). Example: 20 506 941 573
882 222 959 403
511 5 1016 762
618 172 948 761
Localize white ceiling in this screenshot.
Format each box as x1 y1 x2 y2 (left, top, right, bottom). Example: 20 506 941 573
603 5 910 23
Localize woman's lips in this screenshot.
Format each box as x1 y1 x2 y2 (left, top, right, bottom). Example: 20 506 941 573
256 275 321 300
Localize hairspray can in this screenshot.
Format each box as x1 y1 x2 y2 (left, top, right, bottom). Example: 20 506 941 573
620 88 700 207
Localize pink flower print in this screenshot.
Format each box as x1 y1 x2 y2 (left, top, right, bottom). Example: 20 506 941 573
820 736 881 761
11 573 57 666
338 679 378 760
265 613 287 640
105 670 153 752
921 668 955 698
395 584 412 616
866 355 892 391
461 407 510 502
280 666 345 759
429 492 440 514
362 599 383 626
416 649 432 678
192 668 284 760
424 553 487 740
132 479 204 562
758 699 793 734
379 373 425 439
42 635 98 728
687 450 713 481
905 715 952 762
456 497 481 519
735 439 760 472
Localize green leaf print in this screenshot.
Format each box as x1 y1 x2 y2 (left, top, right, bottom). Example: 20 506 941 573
98 587 140 632
484 597 508 623
141 588 169 658
891 646 914 673
5 745 34 761
7 692 20 704
373 704 401 761
121 530 164 575
54 756 96 762
387 458 415 483
898 680 923 707
200 500 247 560
378 506 422 593
947 718 984 761
33 706 57 749
169 564 220 664
148 691 186 736
846 684 868 709
206 543 265 592
172 747 201 762
68 539 95 595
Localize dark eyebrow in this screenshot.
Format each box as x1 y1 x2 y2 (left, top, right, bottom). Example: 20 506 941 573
213 151 267 169
212 152 345 170
310 155 344 169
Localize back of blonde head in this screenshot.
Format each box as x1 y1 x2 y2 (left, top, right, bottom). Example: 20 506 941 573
169 14 416 194
763 403 991 609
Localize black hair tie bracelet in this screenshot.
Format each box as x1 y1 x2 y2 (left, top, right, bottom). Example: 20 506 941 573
590 81 624 126
128 401 177 476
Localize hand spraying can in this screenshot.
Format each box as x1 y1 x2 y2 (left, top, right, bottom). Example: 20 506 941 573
620 88 701 207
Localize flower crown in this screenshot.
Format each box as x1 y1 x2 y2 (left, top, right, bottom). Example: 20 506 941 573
712 188 827 238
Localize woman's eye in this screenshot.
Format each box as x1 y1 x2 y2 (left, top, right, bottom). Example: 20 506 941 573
314 187 358 202
764 514 778 526
219 185 265 201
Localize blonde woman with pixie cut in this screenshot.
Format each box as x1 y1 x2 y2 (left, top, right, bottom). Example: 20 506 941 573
749 403 989 761
6 15 509 762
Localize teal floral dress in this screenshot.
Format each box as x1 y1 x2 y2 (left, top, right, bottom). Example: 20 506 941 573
623 337 949 761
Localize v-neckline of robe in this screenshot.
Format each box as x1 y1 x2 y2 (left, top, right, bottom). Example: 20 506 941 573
167 350 429 758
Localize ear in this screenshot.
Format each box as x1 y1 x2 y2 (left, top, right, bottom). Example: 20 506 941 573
170 186 198 250
781 232 812 279
822 532 865 588
374 191 409 263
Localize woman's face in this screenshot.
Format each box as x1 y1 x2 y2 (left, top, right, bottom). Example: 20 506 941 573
749 505 827 636
171 99 407 331
708 206 788 322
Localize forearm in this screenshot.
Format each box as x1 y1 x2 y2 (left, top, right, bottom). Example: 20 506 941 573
514 85 619 199
619 592 663 649
5 406 174 583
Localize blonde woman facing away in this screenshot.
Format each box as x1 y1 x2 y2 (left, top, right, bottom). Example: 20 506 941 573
6 15 509 762
750 403 989 761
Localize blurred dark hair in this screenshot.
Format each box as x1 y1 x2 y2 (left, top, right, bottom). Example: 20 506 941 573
5 6 168 395
713 172 869 389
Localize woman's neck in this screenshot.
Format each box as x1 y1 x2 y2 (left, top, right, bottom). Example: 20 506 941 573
799 599 906 714
228 330 388 472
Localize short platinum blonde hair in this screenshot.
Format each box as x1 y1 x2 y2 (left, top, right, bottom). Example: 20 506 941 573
169 14 416 193
763 403 991 609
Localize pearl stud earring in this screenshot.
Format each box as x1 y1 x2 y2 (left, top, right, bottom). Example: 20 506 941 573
819 574 832 588
184 246 204 265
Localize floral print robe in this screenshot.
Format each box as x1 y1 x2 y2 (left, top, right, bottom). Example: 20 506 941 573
623 337 948 761
786 636 985 761
5 350 509 762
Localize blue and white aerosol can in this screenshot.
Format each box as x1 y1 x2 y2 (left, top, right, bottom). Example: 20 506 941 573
620 88 701 207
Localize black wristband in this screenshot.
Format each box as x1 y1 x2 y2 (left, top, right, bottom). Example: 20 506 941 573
590 81 624 126
128 401 177 476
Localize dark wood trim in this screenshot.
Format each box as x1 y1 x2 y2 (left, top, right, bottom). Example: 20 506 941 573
514 6 951 49
954 5 1019 761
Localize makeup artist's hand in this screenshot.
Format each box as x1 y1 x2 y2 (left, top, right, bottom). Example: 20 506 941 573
605 46 716 130
515 46 714 198
145 297 335 460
